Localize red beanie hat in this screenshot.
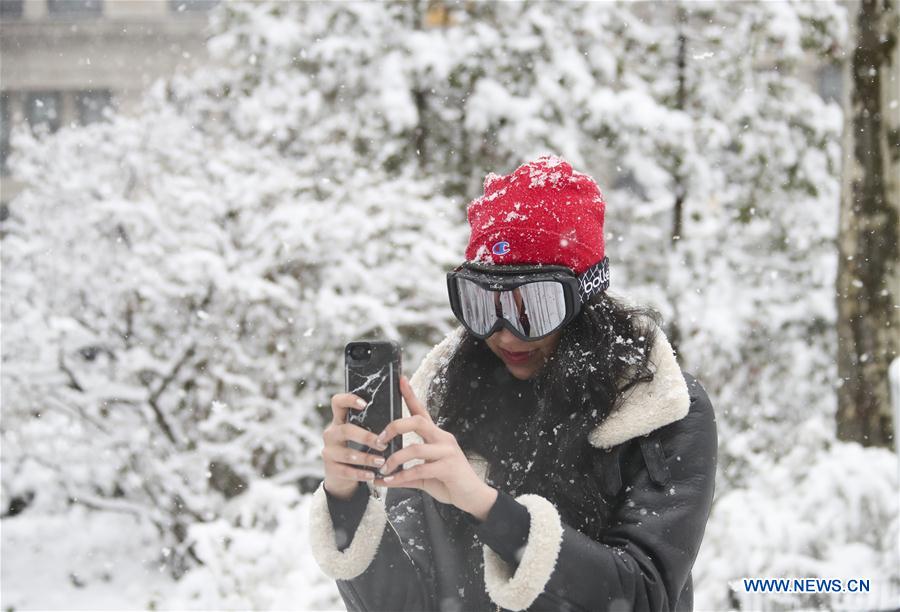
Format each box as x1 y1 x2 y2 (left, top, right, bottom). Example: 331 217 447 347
465 155 607 276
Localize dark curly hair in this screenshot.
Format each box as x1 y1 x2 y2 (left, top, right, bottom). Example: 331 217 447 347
425 290 664 531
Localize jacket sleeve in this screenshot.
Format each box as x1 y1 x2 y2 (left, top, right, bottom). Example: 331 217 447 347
308 481 433 611
480 376 718 612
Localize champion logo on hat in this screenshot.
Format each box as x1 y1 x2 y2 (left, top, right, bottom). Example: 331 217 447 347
492 241 510 255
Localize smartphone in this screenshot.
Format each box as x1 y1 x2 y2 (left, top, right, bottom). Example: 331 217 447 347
344 340 404 474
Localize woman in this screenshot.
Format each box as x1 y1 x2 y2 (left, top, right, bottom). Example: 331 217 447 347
309 156 717 612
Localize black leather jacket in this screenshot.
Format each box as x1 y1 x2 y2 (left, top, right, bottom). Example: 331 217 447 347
309 328 717 611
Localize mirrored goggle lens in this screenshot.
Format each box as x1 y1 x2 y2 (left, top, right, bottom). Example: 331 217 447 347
456 278 567 338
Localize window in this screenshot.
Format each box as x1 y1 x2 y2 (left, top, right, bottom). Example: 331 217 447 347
169 0 219 13
1 93 10 176
75 89 112 125
0 0 24 19
47 0 103 16
26 92 62 135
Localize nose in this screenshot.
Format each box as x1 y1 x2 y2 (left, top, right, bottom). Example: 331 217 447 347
495 328 516 342
493 327 530 350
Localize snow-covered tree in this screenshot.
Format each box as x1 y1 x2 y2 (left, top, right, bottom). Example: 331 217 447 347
1 41 465 578
836 0 899 449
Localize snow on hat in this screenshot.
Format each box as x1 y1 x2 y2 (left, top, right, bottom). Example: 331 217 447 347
465 155 607 277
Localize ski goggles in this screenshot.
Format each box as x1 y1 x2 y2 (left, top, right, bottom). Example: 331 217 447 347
446 257 610 341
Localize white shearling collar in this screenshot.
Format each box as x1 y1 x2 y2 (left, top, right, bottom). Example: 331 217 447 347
405 319 690 450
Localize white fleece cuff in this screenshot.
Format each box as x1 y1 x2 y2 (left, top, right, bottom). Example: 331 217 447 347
482 493 564 611
308 481 387 580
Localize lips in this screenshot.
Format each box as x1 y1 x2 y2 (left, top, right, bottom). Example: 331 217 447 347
500 348 534 364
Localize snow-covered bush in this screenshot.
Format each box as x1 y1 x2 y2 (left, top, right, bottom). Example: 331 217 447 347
1 78 464 576
161 479 342 610
695 422 900 610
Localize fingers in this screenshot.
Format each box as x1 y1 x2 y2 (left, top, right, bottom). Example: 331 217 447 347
377 460 444 487
330 392 368 424
324 421 386 451
321 421 387 489
378 442 446 476
330 463 377 482
324 445 387 470
376 413 443 447
400 375 432 423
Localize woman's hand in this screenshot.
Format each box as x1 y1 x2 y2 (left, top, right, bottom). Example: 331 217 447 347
321 392 390 500
373 375 498 522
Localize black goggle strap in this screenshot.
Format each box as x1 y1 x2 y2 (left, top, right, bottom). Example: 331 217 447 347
577 256 610 303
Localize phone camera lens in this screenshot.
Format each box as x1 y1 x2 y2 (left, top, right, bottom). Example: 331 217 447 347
350 344 372 360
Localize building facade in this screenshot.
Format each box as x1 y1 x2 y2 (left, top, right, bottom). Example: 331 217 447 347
0 0 217 205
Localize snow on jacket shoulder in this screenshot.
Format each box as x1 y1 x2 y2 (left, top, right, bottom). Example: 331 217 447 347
309 323 718 612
